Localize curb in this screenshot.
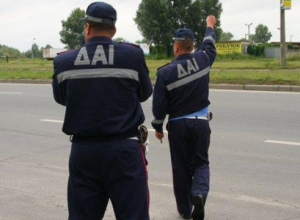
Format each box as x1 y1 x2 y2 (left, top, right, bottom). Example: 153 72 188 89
209 84 300 92
1 80 300 93
0 79 51 84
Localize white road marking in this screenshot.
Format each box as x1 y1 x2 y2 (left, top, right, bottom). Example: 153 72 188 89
40 119 63 123
0 92 22 95
265 140 300 146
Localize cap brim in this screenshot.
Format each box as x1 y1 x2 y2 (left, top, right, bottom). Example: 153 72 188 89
83 15 115 26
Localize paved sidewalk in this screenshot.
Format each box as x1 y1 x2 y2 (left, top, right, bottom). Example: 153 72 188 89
1 79 300 92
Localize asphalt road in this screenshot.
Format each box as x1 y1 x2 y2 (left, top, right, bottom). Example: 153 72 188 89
0 83 300 220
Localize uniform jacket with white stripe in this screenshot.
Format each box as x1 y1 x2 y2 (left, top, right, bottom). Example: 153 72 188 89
52 36 153 137
152 27 216 132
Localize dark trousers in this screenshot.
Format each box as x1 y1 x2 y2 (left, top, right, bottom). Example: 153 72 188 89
68 139 149 220
168 119 211 216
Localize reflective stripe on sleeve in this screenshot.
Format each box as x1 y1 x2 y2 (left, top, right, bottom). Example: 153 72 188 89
57 68 139 84
203 36 216 45
166 66 210 91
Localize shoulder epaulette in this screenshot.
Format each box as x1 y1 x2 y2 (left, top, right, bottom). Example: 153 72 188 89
118 42 140 48
57 49 71 56
157 63 169 71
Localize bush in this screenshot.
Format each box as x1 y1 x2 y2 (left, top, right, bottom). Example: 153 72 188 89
287 54 300 61
147 53 168 60
287 43 295 50
247 44 265 57
215 53 256 60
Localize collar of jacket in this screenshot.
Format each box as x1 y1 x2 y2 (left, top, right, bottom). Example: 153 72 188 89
174 53 194 61
86 36 114 45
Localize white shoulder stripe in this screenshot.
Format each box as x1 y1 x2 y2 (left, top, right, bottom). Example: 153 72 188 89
57 68 139 84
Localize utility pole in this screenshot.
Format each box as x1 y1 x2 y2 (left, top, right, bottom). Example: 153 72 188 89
31 38 36 59
245 23 253 41
280 0 286 66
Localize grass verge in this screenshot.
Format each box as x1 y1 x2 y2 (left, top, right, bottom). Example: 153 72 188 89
0 57 299 85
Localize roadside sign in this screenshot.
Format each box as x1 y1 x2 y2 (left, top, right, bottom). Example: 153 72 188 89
215 42 243 54
282 0 291 10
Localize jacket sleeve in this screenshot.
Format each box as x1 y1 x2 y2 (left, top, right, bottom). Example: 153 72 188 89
52 59 66 106
197 27 217 66
137 50 153 102
151 72 168 132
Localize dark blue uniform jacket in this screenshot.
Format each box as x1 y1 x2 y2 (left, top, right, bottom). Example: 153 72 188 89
152 27 216 132
52 36 153 137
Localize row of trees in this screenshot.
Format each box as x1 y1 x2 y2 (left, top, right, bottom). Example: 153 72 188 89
58 0 223 56
0 45 21 57
0 44 53 59
58 0 273 56
219 24 272 43
1 0 275 58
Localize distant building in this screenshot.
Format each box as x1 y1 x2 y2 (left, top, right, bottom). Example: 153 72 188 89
265 42 300 58
138 43 150 55
42 48 68 60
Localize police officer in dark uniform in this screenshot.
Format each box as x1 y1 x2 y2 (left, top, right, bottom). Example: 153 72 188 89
52 2 153 220
151 15 217 220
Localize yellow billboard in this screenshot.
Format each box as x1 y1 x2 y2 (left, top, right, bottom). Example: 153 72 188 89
215 42 243 54
283 0 291 10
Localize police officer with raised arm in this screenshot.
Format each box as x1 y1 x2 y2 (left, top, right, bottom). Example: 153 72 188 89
151 15 217 220
52 2 152 219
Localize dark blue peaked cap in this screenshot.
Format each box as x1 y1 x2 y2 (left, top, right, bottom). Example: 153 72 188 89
84 2 117 26
173 29 195 40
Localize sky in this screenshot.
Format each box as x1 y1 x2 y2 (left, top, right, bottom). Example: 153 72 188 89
0 0 299 52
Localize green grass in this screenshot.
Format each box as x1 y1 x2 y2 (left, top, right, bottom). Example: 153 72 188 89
0 59 53 79
213 59 300 70
210 70 300 85
0 56 300 85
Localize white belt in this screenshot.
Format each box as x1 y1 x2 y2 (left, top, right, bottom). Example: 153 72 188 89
129 137 139 140
185 116 208 120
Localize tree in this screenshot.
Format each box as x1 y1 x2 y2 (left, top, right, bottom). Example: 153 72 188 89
135 39 148 44
113 37 126 42
252 24 272 43
135 0 173 55
238 37 247 41
135 0 222 57
59 8 85 49
31 43 42 58
44 44 53 49
219 31 234 41
183 0 222 42
0 45 22 57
